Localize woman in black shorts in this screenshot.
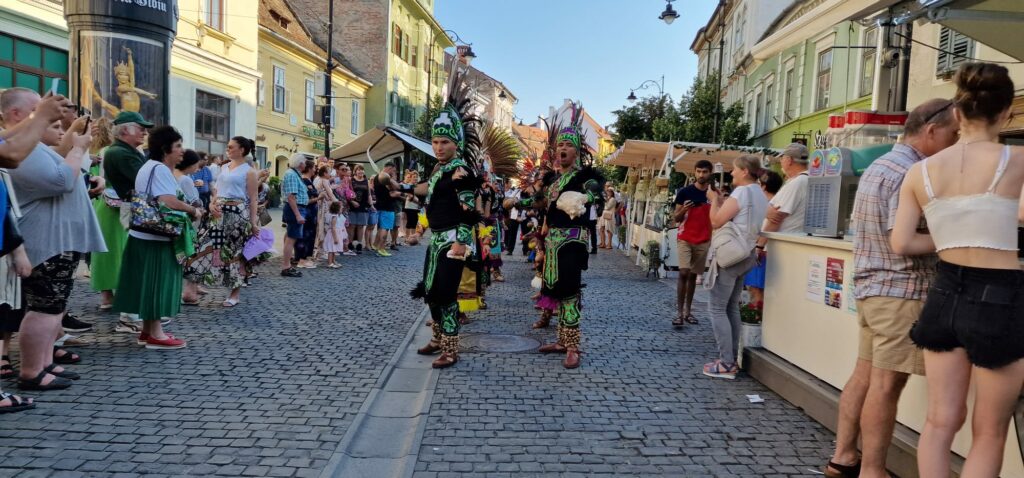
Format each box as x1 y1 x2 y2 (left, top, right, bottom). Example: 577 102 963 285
891 62 1024 477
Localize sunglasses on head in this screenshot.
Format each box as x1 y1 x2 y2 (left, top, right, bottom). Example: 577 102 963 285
923 101 954 124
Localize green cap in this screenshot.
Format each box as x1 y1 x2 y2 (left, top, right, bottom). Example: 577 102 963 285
112 111 154 128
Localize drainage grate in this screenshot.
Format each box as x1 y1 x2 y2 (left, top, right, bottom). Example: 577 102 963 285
460 334 540 353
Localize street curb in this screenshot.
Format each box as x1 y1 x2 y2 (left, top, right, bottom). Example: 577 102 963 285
319 306 438 478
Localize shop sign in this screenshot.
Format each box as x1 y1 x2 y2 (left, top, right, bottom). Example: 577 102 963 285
65 0 178 33
302 126 326 139
813 129 828 150
114 0 169 13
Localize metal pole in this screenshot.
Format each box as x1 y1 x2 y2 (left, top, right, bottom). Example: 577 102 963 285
713 8 724 144
323 0 336 159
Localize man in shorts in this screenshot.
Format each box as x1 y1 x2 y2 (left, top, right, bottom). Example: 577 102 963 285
371 162 401 256
280 154 308 278
672 160 713 328
823 98 959 478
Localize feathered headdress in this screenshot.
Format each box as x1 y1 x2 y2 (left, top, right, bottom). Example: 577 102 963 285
539 113 563 168
431 62 481 169
480 124 522 179
555 101 593 168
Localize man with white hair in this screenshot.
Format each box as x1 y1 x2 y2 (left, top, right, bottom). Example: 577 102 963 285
280 153 308 277
93 111 153 332
0 87 105 391
0 92 70 166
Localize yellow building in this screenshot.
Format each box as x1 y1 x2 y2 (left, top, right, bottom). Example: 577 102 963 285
256 0 371 176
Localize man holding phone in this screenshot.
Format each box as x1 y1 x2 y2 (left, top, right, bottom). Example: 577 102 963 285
672 159 714 328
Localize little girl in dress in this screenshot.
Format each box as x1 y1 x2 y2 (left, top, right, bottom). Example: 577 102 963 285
323 201 347 268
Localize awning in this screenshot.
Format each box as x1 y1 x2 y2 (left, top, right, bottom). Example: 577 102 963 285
329 126 434 170
605 140 672 168
674 145 784 173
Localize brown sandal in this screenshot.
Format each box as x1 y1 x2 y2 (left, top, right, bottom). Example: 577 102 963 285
684 314 698 325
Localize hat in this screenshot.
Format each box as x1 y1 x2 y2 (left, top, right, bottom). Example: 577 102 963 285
431 104 465 154
112 111 154 128
782 143 809 163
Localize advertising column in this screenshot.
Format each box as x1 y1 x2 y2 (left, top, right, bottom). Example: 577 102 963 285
64 0 178 126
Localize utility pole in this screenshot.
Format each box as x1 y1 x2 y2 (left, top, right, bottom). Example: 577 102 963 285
322 0 336 159
713 4 725 144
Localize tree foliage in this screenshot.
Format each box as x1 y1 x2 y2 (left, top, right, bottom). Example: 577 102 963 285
412 94 444 173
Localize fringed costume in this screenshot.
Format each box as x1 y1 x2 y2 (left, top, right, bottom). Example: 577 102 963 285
411 67 482 369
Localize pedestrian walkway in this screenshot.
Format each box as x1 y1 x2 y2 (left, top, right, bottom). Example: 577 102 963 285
409 251 836 477
0 243 837 477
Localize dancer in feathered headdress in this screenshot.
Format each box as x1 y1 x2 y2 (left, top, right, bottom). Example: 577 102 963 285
409 63 482 369
531 101 603 369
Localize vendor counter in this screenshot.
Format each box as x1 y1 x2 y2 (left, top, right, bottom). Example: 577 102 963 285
758 232 1023 478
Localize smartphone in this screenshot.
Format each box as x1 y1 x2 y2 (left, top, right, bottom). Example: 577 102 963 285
83 115 92 130
49 78 60 96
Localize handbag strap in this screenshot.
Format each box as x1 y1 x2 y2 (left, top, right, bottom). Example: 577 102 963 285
144 162 159 197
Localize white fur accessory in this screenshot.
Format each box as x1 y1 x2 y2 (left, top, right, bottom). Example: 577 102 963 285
531 275 543 290
555 191 587 219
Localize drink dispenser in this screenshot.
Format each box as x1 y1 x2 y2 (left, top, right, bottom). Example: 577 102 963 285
804 145 893 238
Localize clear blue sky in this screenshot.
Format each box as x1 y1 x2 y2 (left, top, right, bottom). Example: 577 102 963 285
434 0 717 129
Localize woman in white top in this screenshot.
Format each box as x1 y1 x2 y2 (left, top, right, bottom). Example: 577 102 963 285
892 62 1024 478
210 137 259 307
703 155 769 380
113 126 203 350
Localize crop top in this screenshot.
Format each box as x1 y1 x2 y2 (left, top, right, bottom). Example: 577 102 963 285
921 145 1018 252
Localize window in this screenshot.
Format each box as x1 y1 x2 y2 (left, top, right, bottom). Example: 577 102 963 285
815 49 832 111
746 97 754 126
255 146 268 169
0 33 68 95
257 78 265 106
195 90 231 156
304 79 315 122
754 92 764 134
936 26 975 78
411 45 418 68
350 100 359 135
733 8 745 52
783 67 795 120
392 24 402 56
273 66 286 113
402 33 410 62
203 0 224 31
764 83 774 132
860 27 877 97
389 91 400 124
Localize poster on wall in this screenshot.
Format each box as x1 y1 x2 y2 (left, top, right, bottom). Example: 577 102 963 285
806 256 825 302
846 269 857 314
824 257 844 309
78 31 166 126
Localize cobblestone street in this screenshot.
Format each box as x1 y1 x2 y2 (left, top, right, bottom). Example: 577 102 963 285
0 241 836 477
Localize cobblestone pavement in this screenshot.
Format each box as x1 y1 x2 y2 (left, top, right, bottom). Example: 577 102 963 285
412 249 836 478
0 242 426 478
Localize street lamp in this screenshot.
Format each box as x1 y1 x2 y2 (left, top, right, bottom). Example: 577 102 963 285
659 0 680 25
627 76 666 102
445 30 476 65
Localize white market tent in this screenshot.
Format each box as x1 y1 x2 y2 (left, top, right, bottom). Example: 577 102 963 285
329 126 434 172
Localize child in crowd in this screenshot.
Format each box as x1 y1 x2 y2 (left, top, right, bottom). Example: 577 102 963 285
323 201 347 268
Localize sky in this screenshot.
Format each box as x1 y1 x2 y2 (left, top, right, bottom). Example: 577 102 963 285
434 0 718 129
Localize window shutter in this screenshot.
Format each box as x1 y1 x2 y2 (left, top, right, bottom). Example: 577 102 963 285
936 26 974 78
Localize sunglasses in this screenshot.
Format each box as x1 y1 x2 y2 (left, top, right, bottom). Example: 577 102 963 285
923 101 954 124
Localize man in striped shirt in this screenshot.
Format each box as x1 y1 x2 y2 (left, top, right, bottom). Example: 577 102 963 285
280 154 309 278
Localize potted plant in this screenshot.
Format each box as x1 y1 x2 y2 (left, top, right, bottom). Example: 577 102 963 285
740 300 763 348
267 176 282 208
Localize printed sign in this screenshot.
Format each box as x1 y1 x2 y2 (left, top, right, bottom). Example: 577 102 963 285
806 256 825 302
824 257 844 309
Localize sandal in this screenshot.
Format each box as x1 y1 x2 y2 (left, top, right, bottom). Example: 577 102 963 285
672 317 686 328
684 314 699 325
823 460 861 478
17 370 72 391
0 391 34 414
181 299 201 306
702 360 738 380
1 355 15 380
53 347 81 365
222 298 239 308
44 363 80 381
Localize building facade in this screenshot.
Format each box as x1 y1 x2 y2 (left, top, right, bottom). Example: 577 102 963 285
256 0 371 176
443 52 518 132
289 0 453 132
0 0 260 158
743 1 875 149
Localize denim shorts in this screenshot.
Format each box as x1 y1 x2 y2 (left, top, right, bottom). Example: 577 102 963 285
368 210 379 226
348 211 368 226
910 260 1024 369
282 205 306 239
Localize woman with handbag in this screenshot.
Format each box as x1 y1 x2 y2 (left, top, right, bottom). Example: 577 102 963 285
112 126 203 350
313 165 336 260
702 155 768 380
